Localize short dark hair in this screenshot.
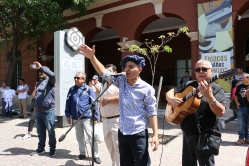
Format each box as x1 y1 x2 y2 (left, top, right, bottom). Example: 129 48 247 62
20 78 25 82
105 64 117 72
185 70 189 73
239 67 243 70
231 79 239 88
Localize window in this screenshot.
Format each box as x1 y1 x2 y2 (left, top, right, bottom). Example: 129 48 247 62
175 59 192 86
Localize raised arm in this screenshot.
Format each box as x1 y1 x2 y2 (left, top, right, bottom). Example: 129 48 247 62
78 44 106 76
33 61 56 86
40 66 56 85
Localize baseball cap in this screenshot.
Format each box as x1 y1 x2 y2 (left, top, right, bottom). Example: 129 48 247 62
92 75 98 80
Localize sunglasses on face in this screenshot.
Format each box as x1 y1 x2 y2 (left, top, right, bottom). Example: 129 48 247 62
195 67 211 73
74 77 83 80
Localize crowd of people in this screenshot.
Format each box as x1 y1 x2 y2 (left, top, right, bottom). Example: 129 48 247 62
1 43 249 165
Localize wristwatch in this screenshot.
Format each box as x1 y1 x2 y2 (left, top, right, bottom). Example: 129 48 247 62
209 100 217 105
105 98 108 104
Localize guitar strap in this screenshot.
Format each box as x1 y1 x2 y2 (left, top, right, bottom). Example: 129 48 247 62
195 83 222 129
185 80 195 88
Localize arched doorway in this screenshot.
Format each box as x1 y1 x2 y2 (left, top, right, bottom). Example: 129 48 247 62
89 28 121 81
139 17 190 87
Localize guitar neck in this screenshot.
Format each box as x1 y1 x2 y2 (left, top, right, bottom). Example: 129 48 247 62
183 74 219 101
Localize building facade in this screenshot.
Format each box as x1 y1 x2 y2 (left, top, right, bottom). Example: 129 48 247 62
1 0 249 93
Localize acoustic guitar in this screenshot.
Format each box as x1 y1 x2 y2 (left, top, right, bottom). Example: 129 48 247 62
165 68 238 125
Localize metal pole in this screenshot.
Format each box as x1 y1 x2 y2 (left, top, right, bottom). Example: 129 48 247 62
156 76 163 110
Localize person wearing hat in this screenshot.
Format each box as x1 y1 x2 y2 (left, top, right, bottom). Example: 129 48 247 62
91 75 102 99
179 70 192 84
78 44 159 166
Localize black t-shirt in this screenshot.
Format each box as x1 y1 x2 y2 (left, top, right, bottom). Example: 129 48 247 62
235 84 249 106
174 81 226 135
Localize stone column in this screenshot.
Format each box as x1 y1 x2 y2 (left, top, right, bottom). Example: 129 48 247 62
186 31 199 79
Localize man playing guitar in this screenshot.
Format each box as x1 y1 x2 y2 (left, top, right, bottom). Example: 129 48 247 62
166 60 226 166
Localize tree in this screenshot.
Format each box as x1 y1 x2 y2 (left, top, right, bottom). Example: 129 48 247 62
118 27 189 86
0 0 96 86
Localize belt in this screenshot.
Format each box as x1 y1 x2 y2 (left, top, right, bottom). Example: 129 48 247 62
102 115 119 119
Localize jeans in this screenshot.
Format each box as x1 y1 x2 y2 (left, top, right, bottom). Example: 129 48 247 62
2 98 12 118
237 106 249 139
36 109 56 151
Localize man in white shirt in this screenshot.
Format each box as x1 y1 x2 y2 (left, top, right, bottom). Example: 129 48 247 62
100 64 120 166
0 81 10 119
16 78 29 119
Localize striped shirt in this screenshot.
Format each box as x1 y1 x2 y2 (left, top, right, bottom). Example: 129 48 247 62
102 70 157 135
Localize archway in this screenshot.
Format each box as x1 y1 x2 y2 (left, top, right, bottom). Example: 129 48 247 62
138 17 190 87
88 28 121 80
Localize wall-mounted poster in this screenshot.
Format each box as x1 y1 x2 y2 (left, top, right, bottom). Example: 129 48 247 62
198 0 233 92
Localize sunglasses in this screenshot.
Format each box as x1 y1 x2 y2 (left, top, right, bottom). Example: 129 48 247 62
74 77 83 80
195 67 211 73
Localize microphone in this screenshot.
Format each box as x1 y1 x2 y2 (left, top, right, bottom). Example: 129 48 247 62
107 72 126 77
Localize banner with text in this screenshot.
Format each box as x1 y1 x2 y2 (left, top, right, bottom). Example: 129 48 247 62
201 52 231 76
198 0 233 92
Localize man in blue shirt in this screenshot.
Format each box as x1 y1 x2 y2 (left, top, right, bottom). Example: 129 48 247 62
30 61 56 157
65 72 101 164
78 44 159 166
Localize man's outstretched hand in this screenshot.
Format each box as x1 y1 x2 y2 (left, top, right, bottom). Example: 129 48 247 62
78 44 95 59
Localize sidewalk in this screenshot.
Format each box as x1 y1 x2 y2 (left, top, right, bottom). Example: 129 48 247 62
0 107 247 166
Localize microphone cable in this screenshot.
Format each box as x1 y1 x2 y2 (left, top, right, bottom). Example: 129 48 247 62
158 115 166 166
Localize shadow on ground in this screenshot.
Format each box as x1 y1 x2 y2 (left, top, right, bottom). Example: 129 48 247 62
13 134 38 139
61 160 91 166
0 147 94 166
221 140 249 147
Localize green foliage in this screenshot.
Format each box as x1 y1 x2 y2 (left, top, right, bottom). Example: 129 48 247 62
118 27 189 86
163 45 172 53
0 0 96 85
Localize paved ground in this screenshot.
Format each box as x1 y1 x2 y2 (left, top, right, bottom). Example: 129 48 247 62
0 106 247 166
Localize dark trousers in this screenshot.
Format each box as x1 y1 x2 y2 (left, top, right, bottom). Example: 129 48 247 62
36 109 56 151
224 108 237 124
118 129 150 166
28 111 36 131
2 98 12 118
182 132 215 166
